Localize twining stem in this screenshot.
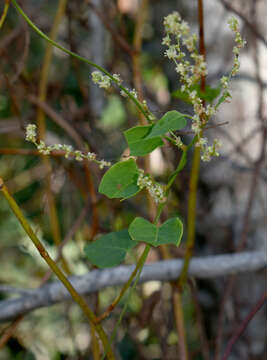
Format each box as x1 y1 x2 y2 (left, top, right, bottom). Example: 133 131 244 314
11 0 151 123
0 178 115 360
96 244 150 323
100 246 150 360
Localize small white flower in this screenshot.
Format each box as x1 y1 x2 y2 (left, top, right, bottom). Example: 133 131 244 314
37 141 51 155
113 73 122 85
220 76 229 89
165 46 178 60
86 152 96 161
25 124 37 143
162 35 171 46
99 160 111 169
130 89 138 99
205 104 216 118
74 150 84 161
175 136 183 148
91 71 111 89
53 144 63 150
228 17 238 32
196 137 208 148
62 144 73 158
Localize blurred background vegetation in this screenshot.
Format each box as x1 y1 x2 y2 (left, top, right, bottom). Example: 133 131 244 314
0 0 266 359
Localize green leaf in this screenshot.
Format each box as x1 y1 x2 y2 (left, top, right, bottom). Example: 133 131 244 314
99 159 140 200
124 125 163 156
158 218 183 246
84 229 137 268
128 217 157 246
172 84 221 103
172 89 192 103
146 111 187 139
128 217 183 247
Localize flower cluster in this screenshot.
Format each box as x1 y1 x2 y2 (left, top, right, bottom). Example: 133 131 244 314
163 12 207 88
162 12 245 161
169 131 184 149
228 17 246 76
196 138 222 162
25 124 37 143
91 71 111 89
25 124 111 169
137 169 165 203
91 71 122 89
120 88 138 99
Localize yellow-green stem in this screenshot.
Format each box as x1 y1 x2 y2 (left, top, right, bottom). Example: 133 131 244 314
177 146 201 289
0 0 10 29
0 178 115 360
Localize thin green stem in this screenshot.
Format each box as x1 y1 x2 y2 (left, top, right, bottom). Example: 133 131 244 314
0 178 115 360
96 244 150 323
11 0 151 123
101 245 149 360
0 0 10 29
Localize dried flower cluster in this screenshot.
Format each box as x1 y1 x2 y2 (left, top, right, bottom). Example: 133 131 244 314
137 169 165 203
162 12 245 161
25 124 111 169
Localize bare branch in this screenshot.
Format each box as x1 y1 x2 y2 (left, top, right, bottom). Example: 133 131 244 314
0 251 266 323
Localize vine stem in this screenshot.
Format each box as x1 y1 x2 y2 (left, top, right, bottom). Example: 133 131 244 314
0 178 115 360
0 0 10 29
96 244 150 323
100 245 150 360
11 0 151 123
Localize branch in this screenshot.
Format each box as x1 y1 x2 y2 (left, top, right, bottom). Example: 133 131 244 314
219 0 267 48
222 291 267 360
0 251 266 322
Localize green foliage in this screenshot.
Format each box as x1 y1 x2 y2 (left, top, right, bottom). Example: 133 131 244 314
172 84 221 103
124 111 186 156
99 159 141 200
84 230 137 268
128 217 183 246
124 125 163 156
146 111 186 138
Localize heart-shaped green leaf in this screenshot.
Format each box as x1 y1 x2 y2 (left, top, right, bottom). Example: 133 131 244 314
84 229 137 268
129 217 183 247
99 159 140 199
128 217 157 245
158 218 183 246
124 125 163 156
146 111 186 139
